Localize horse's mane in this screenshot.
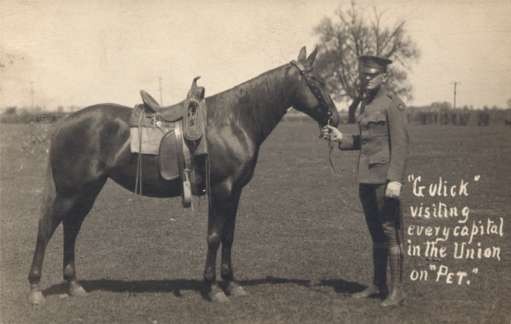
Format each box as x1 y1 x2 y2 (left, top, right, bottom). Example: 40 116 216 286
206 63 289 100
159 62 293 143
205 63 292 135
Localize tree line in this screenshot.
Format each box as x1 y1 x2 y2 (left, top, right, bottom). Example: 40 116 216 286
405 105 511 127
2 104 510 126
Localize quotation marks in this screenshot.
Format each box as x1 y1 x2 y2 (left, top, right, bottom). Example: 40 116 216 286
408 174 480 183
411 264 481 285
465 268 479 285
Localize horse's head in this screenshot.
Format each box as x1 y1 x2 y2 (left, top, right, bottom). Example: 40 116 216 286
288 46 340 127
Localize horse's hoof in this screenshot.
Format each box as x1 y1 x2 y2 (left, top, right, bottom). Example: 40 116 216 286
68 282 87 297
29 290 45 305
211 290 230 303
225 282 248 297
206 285 230 303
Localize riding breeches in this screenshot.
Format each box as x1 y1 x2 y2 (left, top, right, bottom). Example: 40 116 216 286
358 183 404 249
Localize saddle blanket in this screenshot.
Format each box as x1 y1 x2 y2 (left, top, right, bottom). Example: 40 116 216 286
130 127 173 155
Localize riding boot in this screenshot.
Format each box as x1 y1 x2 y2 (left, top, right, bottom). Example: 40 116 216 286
381 246 405 307
352 245 388 299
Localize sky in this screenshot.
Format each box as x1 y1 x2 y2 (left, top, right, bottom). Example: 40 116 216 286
1 0 510 110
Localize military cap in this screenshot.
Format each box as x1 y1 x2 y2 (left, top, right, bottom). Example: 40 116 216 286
358 55 393 73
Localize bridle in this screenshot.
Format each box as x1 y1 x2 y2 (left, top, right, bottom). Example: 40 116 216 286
290 60 336 126
290 60 340 175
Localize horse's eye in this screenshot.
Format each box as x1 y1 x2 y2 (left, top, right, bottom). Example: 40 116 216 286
308 74 324 86
313 78 325 87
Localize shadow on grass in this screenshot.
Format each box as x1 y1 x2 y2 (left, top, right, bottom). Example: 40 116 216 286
240 276 312 288
318 278 366 296
42 276 324 300
43 279 204 299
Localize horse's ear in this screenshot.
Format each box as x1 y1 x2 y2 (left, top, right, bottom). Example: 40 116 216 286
307 46 318 65
297 46 307 62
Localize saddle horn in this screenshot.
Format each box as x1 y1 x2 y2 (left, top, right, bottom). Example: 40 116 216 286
188 76 205 100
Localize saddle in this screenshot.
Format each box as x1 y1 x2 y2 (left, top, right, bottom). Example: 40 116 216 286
129 77 208 208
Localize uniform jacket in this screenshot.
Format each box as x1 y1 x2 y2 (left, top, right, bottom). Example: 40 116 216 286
340 87 409 184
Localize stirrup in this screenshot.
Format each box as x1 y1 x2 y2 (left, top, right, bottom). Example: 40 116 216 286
182 170 192 208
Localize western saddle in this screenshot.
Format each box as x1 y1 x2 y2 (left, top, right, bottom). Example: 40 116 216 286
129 77 208 208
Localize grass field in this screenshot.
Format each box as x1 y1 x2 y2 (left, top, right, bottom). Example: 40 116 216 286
1 121 510 323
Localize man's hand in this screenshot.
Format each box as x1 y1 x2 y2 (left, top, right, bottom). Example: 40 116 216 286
320 125 343 143
385 181 402 198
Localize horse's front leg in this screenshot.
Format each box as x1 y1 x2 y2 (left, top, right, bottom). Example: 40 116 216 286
203 185 233 303
220 189 248 297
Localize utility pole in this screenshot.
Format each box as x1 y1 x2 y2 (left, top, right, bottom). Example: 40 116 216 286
30 81 34 109
452 81 460 109
158 77 163 105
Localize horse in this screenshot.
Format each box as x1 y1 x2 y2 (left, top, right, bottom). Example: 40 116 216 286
28 46 340 304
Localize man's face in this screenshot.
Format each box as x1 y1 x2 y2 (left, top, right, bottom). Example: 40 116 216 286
359 70 386 92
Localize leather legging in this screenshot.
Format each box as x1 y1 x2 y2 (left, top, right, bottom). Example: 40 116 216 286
359 183 404 287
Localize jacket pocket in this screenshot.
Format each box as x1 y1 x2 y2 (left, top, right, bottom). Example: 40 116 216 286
368 149 389 166
366 112 388 137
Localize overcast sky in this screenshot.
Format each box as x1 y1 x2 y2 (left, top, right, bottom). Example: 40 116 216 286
1 0 510 110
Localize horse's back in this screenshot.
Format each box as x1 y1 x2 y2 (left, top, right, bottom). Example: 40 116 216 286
53 103 132 143
61 103 132 123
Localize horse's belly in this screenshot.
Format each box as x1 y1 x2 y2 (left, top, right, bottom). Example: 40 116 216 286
109 154 182 198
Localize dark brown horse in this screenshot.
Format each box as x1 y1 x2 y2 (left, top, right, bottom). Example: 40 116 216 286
28 47 340 304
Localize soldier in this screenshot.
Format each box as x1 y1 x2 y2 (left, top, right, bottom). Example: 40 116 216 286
321 55 409 307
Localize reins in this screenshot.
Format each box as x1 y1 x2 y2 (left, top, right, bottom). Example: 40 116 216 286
290 60 341 176
135 109 144 195
326 118 341 176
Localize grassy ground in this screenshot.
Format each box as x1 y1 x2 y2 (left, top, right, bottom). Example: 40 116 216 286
1 121 510 323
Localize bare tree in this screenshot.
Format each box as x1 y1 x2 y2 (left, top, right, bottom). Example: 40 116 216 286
0 48 25 94
313 2 419 123
0 50 16 71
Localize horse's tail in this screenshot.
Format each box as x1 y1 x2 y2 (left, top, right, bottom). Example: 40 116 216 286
40 159 56 215
39 130 57 217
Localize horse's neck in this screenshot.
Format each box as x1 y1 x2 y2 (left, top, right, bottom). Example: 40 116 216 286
208 65 293 145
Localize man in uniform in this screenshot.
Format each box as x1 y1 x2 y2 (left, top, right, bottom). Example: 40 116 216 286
321 55 409 307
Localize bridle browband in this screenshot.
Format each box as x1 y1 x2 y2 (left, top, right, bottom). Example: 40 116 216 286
290 60 335 125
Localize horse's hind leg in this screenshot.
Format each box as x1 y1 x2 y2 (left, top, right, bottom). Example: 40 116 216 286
28 194 78 305
28 181 105 304
63 183 105 297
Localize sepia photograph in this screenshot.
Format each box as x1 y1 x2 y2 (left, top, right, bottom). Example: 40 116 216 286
1 0 510 323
